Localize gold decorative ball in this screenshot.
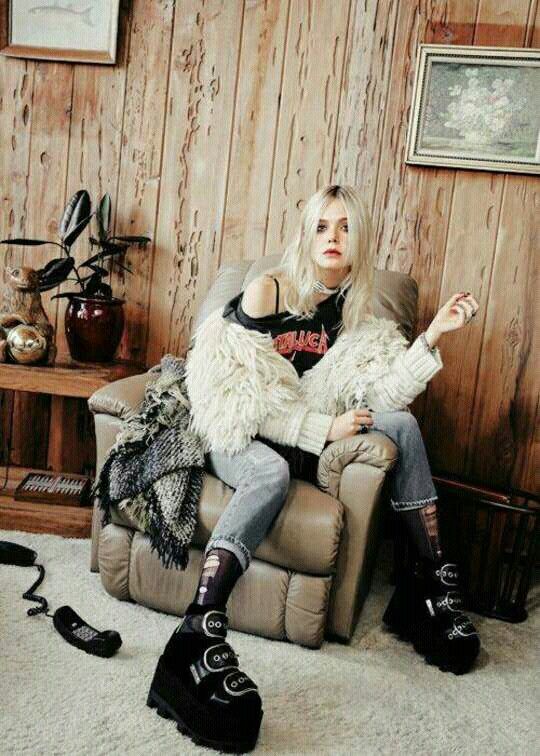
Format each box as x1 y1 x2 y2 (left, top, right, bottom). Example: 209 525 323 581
7 324 48 364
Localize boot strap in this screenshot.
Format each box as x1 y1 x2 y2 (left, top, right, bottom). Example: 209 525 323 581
189 641 240 685
176 609 228 639
189 642 260 703
432 562 459 587
209 670 259 705
443 613 479 640
425 590 464 617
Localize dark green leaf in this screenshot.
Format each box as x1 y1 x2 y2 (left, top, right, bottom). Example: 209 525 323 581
59 190 92 245
51 292 78 300
80 245 127 268
113 260 133 274
95 283 112 297
96 194 111 242
64 214 92 248
37 256 75 281
0 238 50 245
80 263 108 276
84 272 103 295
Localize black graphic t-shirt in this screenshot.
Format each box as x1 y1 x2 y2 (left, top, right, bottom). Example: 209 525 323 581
221 279 346 483
222 284 345 378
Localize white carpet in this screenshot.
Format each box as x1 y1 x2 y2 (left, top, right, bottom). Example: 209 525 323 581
1 529 538 755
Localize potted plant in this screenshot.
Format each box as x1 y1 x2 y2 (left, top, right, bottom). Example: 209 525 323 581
1 190 151 363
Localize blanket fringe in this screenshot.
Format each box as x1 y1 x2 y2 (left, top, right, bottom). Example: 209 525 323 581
90 354 204 571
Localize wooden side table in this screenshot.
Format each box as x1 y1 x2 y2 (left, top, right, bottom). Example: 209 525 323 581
0 359 146 538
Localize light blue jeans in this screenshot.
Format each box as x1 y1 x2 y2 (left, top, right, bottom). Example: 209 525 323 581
203 410 438 573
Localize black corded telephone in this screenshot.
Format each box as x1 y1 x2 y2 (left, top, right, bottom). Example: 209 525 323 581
0 540 122 657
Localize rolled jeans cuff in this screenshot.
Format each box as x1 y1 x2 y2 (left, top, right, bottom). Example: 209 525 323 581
204 535 251 573
390 494 439 512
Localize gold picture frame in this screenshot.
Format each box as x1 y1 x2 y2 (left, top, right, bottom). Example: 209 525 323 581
405 44 540 175
0 0 120 65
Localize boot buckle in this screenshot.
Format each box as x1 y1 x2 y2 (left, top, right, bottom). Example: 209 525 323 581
445 614 478 640
222 669 259 697
189 642 239 685
435 562 459 587
176 609 228 639
435 591 463 613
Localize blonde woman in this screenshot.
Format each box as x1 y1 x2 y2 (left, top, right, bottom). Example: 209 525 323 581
147 184 481 753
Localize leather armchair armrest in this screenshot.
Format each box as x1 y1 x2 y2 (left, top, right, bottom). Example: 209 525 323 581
318 432 400 640
317 431 399 499
87 371 153 419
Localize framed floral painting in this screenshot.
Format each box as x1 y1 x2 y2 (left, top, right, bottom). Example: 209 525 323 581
0 0 120 64
405 44 540 175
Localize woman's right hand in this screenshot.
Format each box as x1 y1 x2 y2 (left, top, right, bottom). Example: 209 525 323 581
327 408 374 442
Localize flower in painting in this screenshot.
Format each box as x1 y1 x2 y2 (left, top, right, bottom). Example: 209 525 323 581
442 68 523 143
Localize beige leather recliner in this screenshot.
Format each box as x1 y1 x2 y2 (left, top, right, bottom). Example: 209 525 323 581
87 254 420 649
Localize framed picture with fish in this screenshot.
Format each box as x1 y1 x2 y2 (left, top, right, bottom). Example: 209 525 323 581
0 0 121 64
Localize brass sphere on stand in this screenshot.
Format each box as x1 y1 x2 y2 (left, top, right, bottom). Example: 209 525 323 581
7 324 48 364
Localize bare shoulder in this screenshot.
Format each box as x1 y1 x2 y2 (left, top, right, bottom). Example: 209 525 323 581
242 269 292 318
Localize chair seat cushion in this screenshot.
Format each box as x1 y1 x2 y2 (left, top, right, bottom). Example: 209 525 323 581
109 471 344 575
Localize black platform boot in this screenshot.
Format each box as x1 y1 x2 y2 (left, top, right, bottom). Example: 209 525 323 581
382 557 481 675
147 602 263 752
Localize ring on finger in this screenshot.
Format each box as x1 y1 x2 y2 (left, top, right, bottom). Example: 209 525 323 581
456 302 474 321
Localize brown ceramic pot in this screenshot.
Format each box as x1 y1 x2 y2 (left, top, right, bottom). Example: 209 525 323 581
65 296 125 363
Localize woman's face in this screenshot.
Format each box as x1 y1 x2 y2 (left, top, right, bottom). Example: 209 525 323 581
311 197 351 277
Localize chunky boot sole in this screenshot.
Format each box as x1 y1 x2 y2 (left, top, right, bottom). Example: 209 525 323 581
383 581 480 676
147 655 263 753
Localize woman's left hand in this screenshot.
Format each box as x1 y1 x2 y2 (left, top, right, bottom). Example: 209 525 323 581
430 292 479 335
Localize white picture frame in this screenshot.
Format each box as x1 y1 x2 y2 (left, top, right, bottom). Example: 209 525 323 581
405 44 540 175
1 0 120 65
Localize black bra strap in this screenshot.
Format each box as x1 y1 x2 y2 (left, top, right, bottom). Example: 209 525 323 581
272 277 280 314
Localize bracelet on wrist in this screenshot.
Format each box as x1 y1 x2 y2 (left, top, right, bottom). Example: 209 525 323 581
420 331 436 352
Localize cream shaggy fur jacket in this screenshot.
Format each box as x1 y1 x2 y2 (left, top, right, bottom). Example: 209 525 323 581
185 305 443 457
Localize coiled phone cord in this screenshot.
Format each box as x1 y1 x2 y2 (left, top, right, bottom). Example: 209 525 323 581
23 563 54 618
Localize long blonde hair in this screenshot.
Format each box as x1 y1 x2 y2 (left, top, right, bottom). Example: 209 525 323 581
277 184 375 336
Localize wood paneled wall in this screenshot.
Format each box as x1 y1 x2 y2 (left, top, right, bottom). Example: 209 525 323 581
1 1 538 493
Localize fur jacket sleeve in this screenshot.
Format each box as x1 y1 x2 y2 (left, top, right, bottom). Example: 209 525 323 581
184 305 443 457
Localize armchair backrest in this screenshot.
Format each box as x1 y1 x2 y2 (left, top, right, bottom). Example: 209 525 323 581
193 254 418 342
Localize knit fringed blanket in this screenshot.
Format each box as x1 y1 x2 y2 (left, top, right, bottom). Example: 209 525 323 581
91 354 206 570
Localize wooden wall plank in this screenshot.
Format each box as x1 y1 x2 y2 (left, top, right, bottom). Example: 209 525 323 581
369 1 479 277
146 0 244 365
264 0 352 254
331 0 400 211
25 61 74 325
467 175 538 489
110 0 176 365
0 47 34 468
220 0 290 264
